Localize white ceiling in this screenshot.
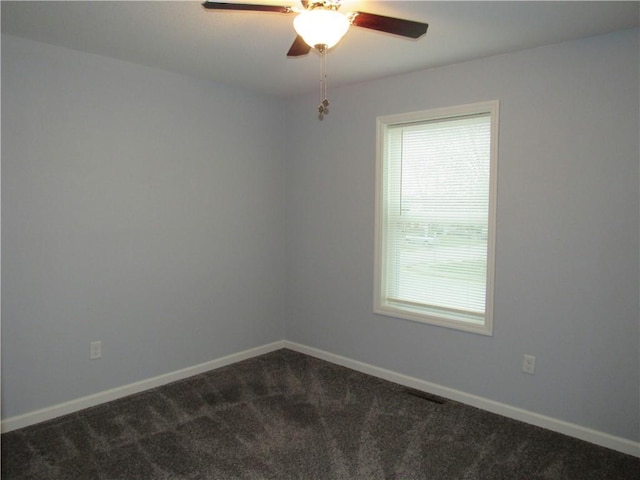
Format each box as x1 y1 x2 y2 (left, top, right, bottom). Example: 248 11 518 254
2 1 639 97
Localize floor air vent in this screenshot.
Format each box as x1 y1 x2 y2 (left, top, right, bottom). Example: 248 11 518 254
404 388 446 404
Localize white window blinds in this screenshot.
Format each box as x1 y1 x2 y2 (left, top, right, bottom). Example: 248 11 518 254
376 102 497 334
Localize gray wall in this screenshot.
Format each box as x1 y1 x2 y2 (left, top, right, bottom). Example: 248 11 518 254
1 35 286 418
285 29 639 442
3 28 639 444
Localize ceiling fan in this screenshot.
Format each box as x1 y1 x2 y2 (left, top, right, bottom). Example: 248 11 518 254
202 1 428 118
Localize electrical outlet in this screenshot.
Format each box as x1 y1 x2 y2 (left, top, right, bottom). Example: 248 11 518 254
90 341 102 359
522 354 536 374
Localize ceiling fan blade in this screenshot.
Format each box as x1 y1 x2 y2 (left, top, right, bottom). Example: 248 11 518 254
287 35 312 57
351 12 428 39
202 2 293 13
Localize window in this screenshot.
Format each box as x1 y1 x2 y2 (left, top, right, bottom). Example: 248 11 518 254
374 101 498 335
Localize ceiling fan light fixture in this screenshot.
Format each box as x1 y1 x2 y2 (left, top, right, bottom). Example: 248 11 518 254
293 9 350 49
202 1 428 118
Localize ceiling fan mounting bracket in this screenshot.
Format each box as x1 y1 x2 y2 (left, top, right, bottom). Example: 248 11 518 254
306 1 341 12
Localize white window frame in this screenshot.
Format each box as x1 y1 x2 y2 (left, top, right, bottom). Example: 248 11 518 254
374 101 498 335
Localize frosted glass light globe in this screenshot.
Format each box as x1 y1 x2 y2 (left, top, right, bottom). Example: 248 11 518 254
293 9 350 49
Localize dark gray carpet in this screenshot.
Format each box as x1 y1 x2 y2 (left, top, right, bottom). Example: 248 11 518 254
2 349 639 479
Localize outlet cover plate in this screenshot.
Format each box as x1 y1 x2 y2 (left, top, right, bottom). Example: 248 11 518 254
90 341 102 359
522 354 536 374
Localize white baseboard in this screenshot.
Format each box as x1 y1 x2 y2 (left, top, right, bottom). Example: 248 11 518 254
0 340 285 433
3 339 638 459
283 341 640 458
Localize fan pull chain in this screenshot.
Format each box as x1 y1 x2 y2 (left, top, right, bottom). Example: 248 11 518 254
318 46 329 120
